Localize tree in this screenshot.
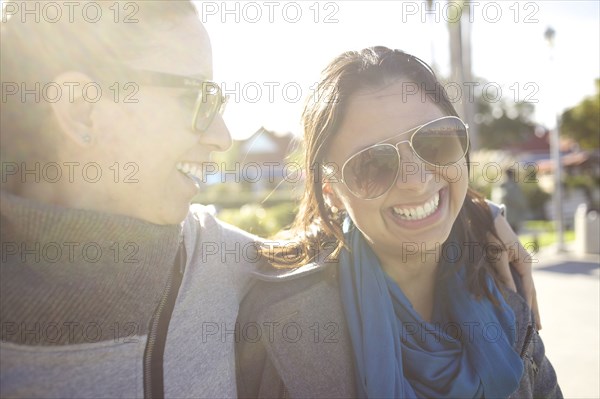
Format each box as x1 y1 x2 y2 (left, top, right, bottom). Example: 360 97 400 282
445 0 478 150
560 79 600 149
474 82 537 150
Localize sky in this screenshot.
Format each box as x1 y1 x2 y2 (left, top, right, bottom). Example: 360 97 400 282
1 0 596 140
200 0 600 140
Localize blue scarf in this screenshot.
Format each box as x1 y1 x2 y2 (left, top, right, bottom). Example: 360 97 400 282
338 221 524 398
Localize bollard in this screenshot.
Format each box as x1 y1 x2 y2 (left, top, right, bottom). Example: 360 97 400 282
575 203 600 255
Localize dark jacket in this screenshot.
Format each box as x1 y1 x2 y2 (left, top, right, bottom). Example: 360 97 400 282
236 258 562 398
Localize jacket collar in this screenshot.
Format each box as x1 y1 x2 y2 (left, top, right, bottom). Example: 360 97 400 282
250 260 328 281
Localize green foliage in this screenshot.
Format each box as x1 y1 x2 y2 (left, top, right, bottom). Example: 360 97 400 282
217 202 297 238
469 150 549 219
475 95 536 150
520 179 550 220
194 185 301 209
564 174 600 210
564 174 600 190
468 149 515 196
520 229 575 249
519 220 575 251
561 79 600 149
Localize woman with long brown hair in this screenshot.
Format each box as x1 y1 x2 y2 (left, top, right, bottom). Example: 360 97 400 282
236 46 561 398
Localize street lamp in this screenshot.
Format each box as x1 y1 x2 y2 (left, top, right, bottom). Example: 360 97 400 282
544 26 566 252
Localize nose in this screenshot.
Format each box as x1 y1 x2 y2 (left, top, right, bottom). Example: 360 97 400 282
199 114 232 152
394 142 434 190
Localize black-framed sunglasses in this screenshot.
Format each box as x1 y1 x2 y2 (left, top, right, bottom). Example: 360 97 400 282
329 116 469 200
100 68 228 133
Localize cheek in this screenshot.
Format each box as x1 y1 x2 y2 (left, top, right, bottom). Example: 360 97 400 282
121 92 186 134
108 106 193 163
448 164 469 206
439 162 465 184
331 184 350 210
338 194 382 227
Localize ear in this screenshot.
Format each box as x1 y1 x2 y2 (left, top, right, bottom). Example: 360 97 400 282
48 71 96 147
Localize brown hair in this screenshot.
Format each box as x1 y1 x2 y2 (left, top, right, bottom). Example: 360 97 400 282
264 46 503 301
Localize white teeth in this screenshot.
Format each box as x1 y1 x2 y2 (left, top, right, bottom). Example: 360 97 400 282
176 161 203 181
416 207 425 219
392 191 440 221
424 202 432 214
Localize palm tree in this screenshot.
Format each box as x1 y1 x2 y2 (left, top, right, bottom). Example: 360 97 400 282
425 0 438 72
445 0 479 150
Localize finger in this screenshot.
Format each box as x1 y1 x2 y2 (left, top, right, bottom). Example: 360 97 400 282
497 247 517 292
520 272 542 330
506 232 533 276
520 273 534 308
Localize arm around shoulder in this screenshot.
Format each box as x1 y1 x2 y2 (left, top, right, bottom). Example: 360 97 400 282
188 206 266 301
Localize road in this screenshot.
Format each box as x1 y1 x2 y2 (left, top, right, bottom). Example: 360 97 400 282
532 248 600 398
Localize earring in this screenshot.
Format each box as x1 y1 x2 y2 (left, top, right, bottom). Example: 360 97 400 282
82 134 91 143
328 204 344 224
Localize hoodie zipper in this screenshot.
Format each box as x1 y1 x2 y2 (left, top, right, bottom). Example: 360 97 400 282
143 241 186 399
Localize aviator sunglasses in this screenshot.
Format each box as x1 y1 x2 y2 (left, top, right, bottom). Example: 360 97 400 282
331 116 469 200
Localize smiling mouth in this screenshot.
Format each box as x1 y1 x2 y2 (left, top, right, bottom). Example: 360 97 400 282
391 190 440 221
176 161 203 188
